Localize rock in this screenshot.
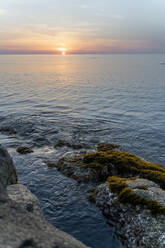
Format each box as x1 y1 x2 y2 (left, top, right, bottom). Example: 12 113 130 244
92 178 165 248
0 184 89 248
16 146 34 154
54 140 70 148
56 147 165 247
47 162 56 167
56 151 114 182
0 127 17 135
97 143 120 152
57 149 165 187
127 178 158 189
7 184 43 216
0 145 18 186
0 145 89 248
54 139 89 150
0 182 9 203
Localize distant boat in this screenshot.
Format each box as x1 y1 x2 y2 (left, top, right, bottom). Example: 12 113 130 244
160 62 165 65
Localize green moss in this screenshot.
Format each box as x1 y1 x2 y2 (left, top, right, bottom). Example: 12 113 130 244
47 162 56 167
87 187 97 203
57 156 83 168
97 143 120 152
82 162 106 170
54 140 68 148
118 187 165 215
107 150 164 173
54 139 85 149
56 158 64 167
83 150 164 174
108 176 165 215
56 153 110 182
108 176 128 194
135 185 148 190
83 152 110 164
57 149 165 187
140 169 165 189
14 168 18 184
16 146 33 154
83 150 165 188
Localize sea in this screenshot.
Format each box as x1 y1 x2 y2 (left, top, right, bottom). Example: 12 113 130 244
0 54 165 248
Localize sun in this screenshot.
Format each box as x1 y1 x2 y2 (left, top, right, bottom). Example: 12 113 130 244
58 47 67 55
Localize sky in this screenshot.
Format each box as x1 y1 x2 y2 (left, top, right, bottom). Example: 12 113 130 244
0 0 165 54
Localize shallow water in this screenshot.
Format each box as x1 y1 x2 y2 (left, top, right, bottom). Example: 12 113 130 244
0 54 165 247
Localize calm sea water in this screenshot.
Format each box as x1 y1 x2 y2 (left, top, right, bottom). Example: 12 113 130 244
0 54 165 248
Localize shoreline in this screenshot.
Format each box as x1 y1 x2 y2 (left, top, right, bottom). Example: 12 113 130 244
0 144 89 248
54 142 165 247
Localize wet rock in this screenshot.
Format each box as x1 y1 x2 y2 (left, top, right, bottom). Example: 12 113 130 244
0 182 9 203
47 162 56 167
7 184 42 215
93 178 165 248
54 139 69 148
56 151 114 182
54 139 89 150
56 147 165 247
0 146 89 248
16 146 34 154
0 184 89 248
127 178 157 189
97 143 120 152
0 145 18 186
57 149 165 188
0 126 17 135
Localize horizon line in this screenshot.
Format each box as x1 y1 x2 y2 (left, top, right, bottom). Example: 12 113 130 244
0 50 165 55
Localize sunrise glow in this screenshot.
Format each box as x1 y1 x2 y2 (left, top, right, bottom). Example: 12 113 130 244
0 1 165 54
58 48 67 55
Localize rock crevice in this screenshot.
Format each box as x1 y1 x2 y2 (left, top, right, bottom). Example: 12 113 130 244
0 145 89 248
56 143 165 248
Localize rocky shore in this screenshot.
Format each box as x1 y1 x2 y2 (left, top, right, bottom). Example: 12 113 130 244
0 145 89 248
56 143 165 248
2 140 165 248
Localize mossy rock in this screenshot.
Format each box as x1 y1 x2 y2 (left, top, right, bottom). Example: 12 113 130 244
84 150 164 172
140 169 165 189
56 152 113 183
16 146 34 154
106 150 164 173
83 150 165 188
83 152 111 165
57 153 106 171
108 176 165 216
54 139 87 149
97 143 120 152
57 147 165 188
107 176 128 194
54 140 68 148
87 187 98 203
47 162 56 168
0 127 17 135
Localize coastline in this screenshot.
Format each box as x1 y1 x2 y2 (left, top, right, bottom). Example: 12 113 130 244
55 143 165 247
1 140 165 247
0 53 165 247
0 145 89 248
